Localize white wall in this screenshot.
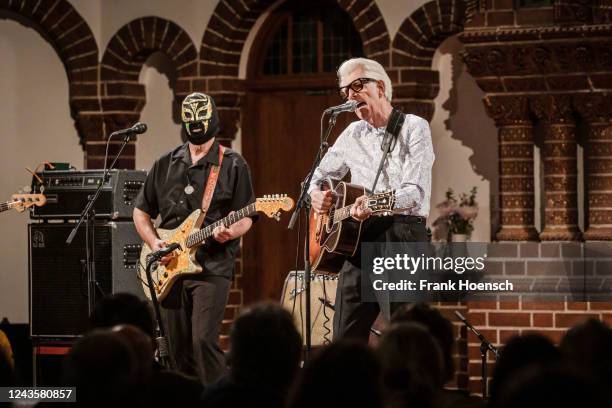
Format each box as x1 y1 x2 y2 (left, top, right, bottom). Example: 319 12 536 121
377 0 427 39
429 36 498 241
136 52 183 171
0 20 83 323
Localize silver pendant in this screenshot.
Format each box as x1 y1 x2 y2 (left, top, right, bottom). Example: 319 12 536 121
184 185 195 195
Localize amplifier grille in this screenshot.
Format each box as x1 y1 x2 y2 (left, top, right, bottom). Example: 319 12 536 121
29 223 143 338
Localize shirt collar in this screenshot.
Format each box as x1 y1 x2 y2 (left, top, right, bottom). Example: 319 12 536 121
171 140 221 166
363 120 387 134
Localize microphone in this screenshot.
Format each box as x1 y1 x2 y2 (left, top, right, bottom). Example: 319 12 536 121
149 242 181 261
324 100 359 115
111 122 148 137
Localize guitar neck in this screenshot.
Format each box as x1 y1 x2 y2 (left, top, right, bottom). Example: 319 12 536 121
0 200 17 213
333 204 354 223
331 190 396 222
186 203 257 247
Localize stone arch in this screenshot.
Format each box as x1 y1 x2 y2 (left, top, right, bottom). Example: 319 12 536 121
391 0 477 120
100 17 198 132
0 0 99 143
198 0 391 141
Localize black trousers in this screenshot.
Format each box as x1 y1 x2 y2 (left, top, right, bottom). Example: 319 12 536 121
162 275 231 384
333 216 428 342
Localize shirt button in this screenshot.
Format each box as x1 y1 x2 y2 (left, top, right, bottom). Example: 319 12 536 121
180 200 184 204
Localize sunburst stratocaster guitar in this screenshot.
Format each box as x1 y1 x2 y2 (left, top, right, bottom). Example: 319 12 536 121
139 194 294 301
1 194 46 213
308 178 395 274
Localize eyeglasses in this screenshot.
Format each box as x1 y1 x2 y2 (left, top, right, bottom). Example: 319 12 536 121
337 77 378 100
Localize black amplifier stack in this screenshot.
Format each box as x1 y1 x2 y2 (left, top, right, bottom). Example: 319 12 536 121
29 170 148 340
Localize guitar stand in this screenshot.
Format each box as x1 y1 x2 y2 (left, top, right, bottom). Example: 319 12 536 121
144 257 172 368
288 112 338 360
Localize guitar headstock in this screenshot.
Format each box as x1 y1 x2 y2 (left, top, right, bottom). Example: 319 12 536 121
11 193 46 213
255 194 295 221
365 191 395 215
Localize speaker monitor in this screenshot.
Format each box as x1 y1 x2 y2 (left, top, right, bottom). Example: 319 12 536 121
29 222 145 338
280 271 338 346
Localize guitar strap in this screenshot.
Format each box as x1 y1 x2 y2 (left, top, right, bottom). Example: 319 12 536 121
370 108 405 193
200 144 225 219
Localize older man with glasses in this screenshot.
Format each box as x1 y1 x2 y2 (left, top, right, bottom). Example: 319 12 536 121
308 57 435 342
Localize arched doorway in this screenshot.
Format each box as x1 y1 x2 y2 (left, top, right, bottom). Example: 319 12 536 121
242 0 363 304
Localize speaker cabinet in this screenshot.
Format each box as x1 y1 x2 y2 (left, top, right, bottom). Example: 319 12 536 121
280 271 338 345
29 222 144 338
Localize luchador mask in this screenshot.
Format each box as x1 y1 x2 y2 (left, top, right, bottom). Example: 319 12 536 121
181 92 219 145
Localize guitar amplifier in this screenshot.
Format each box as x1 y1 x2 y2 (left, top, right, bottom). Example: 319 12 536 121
29 222 145 338
30 170 147 220
280 271 338 346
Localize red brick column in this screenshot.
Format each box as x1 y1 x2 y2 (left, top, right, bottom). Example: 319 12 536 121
484 95 539 241
574 93 612 240
530 95 581 241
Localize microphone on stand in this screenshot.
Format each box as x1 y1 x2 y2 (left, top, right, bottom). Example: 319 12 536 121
149 242 181 262
324 100 359 115
110 122 148 137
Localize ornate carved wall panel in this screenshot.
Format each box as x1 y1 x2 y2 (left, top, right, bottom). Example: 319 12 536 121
461 6 612 240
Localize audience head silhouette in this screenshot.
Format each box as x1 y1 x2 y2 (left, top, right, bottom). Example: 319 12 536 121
290 340 383 408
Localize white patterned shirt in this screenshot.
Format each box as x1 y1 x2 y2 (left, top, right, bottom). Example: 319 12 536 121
308 114 435 217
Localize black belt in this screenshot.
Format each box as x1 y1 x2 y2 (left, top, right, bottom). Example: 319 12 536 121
393 214 426 224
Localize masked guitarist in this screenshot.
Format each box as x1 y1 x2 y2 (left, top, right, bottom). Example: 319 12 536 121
308 58 435 342
133 92 256 384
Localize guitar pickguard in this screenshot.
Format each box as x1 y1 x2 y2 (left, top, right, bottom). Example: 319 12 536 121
138 210 204 301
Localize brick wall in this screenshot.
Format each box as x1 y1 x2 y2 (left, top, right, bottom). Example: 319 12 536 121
455 242 612 395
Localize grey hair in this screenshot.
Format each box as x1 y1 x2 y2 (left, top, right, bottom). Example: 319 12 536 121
337 58 393 101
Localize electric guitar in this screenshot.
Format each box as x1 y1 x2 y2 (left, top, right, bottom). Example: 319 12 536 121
139 194 294 301
1 194 46 213
308 179 395 274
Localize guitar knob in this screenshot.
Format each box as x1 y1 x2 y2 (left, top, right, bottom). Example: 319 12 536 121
163 272 168 278
158 280 163 286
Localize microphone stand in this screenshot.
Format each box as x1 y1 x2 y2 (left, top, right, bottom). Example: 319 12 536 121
454 311 498 399
288 112 338 360
144 255 171 368
66 130 136 315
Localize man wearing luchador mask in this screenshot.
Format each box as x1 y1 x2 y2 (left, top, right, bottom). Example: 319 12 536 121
133 92 257 384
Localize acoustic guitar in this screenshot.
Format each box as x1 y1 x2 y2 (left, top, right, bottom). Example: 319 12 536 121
308 178 395 274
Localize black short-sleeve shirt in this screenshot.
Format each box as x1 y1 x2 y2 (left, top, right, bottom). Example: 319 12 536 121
134 140 256 278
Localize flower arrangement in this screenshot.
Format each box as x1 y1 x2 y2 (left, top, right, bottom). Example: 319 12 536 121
433 187 478 241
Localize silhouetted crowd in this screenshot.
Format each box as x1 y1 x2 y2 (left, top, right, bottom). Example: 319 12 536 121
1 295 611 408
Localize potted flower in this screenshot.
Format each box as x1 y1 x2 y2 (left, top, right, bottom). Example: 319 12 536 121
433 187 478 242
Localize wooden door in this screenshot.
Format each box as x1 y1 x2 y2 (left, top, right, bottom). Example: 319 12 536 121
242 82 354 303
